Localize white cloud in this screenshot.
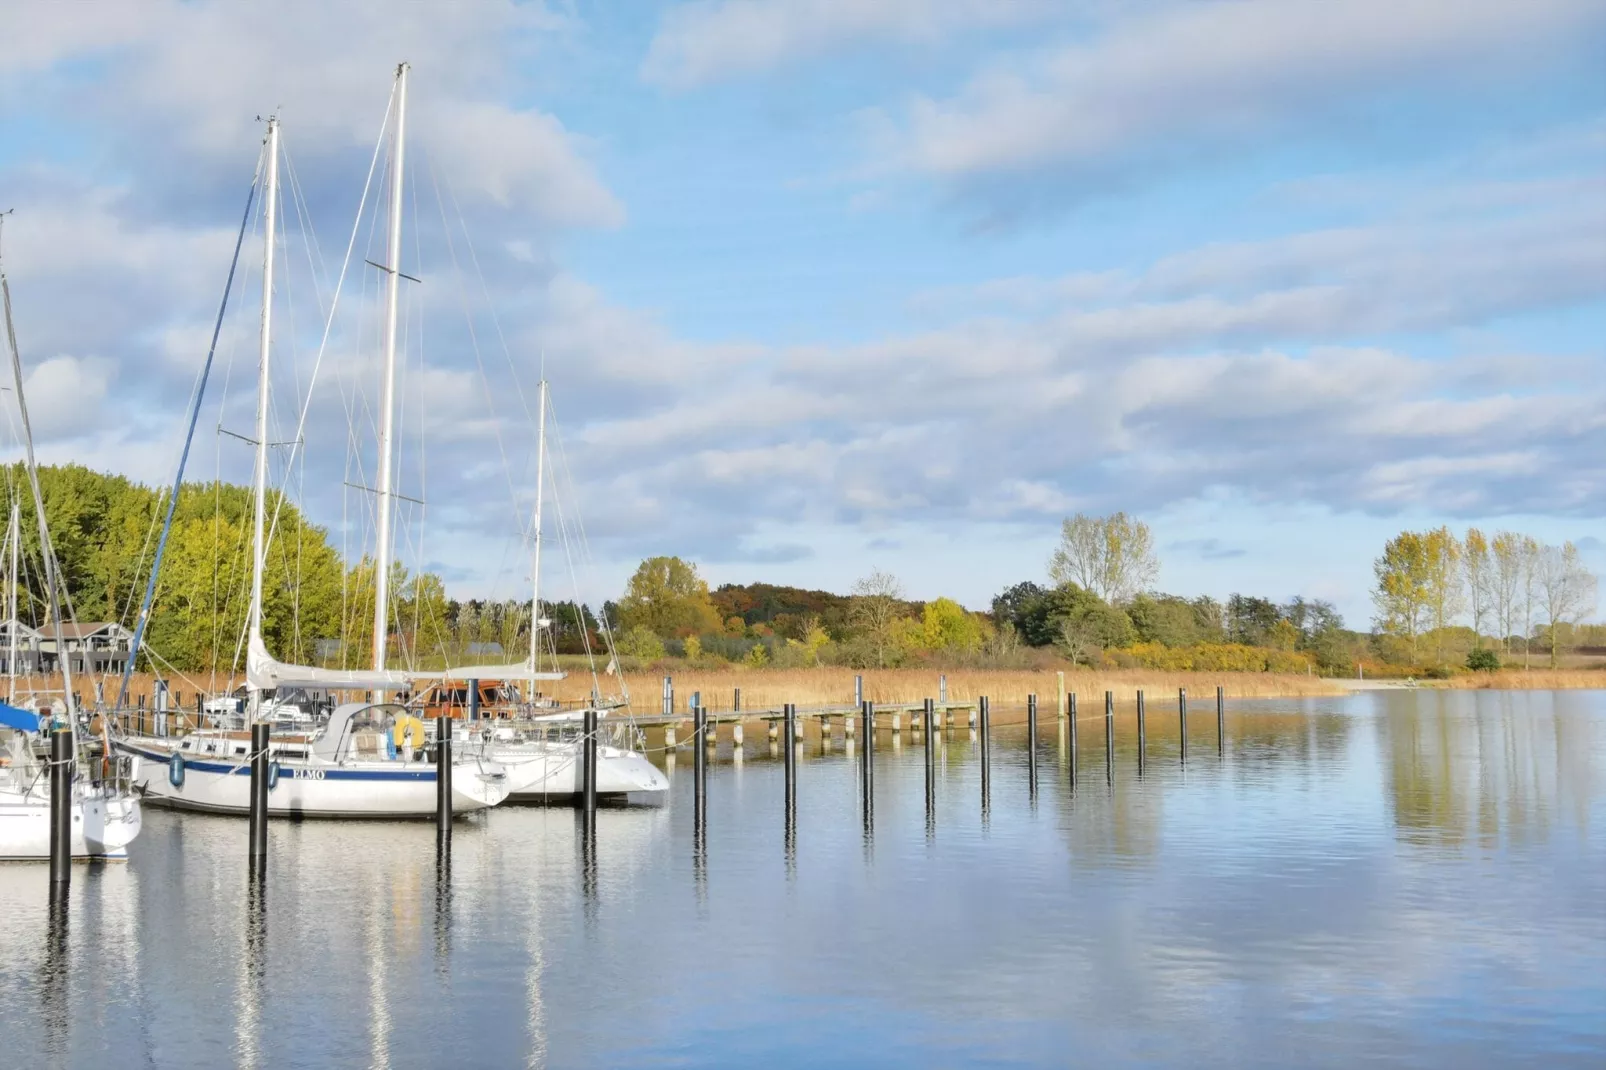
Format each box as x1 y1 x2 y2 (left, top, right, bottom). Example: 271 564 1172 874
877 0 1603 187
642 0 1055 88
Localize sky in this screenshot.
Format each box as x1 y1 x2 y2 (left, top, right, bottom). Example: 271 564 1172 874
1 0 1603 629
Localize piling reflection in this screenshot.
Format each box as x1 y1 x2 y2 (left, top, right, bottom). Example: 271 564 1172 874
39 893 68 1057
236 867 267 1069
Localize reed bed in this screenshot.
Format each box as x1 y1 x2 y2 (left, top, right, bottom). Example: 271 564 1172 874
1442 669 1606 690
549 666 1346 709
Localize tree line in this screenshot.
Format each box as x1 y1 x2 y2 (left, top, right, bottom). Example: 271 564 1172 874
1373 527 1598 669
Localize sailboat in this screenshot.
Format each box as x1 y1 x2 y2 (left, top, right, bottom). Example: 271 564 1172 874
0 215 143 860
421 377 666 803
117 68 509 817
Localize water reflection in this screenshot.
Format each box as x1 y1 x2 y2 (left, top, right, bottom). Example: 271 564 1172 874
0 691 1600 1068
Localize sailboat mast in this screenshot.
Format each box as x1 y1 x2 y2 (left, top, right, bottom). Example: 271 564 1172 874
528 379 547 697
248 117 280 714
372 61 409 674
6 503 17 704
1 222 77 725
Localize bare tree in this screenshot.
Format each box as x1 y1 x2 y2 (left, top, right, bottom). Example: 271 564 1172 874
1519 536 1541 668
1463 528 1491 647
1490 531 1524 652
1048 512 1158 604
1537 542 1598 669
848 569 905 669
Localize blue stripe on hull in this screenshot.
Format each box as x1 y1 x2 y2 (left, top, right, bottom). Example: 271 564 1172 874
119 743 440 781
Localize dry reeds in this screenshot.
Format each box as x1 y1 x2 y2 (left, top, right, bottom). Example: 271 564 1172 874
551 666 1346 708
1442 669 1606 690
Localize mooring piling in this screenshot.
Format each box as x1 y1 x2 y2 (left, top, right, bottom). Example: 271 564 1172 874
1216 685 1225 755
693 703 708 816
468 682 480 722
783 703 797 807
1136 689 1147 771
979 695 991 806
435 713 453 840
861 701 875 803
248 720 270 866
49 726 71 895
1104 690 1115 783
1178 687 1189 764
582 707 598 814
1068 692 1079 784
733 687 741 713
854 674 863 706
1026 693 1039 795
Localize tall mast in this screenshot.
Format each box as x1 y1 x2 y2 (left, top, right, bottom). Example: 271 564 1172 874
1 218 77 725
373 61 408 674
6 503 17 704
528 379 548 696
248 117 279 713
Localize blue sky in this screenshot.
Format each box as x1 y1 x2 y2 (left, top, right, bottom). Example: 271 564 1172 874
1 0 1603 629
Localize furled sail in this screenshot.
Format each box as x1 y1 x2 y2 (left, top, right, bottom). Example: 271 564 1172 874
247 631 413 692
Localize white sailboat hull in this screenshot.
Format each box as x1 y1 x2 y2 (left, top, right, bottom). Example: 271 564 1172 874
117 737 509 818
0 789 142 861
489 741 667 802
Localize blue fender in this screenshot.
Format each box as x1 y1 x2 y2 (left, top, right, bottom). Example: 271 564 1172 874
168 751 185 788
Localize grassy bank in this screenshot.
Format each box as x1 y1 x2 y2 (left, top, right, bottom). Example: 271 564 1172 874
1441 669 1606 690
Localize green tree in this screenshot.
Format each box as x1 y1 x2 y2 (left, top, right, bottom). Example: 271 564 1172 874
1127 593 1200 647
1422 527 1464 666
919 597 985 653
617 556 722 638
1047 583 1134 664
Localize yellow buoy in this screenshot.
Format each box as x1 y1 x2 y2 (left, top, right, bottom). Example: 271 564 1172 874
392 715 426 751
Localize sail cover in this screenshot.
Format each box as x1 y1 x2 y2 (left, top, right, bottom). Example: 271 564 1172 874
0 702 47 734
247 632 414 692
412 658 564 682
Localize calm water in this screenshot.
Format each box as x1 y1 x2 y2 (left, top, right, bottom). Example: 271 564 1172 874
1 690 1602 1068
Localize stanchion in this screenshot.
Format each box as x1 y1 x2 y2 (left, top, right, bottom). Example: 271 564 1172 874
49 727 72 895
436 713 453 840
249 720 270 866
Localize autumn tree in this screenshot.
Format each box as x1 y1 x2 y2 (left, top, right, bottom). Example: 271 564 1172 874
1537 541 1598 668
1463 528 1491 648
1048 512 1158 605
1422 527 1464 666
1519 535 1541 668
848 569 908 668
617 556 722 638
1373 532 1431 655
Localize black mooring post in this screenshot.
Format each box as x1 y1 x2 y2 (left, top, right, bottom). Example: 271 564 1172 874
468 680 480 723
783 702 797 806
582 707 598 814
1027 693 1039 795
1216 686 1225 755
922 694 935 790
49 727 72 893
1067 692 1079 787
436 713 453 839
249 720 270 865
1104 690 1115 783
861 700 874 794
979 695 991 805
1136 689 1147 771
733 688 741 713
693 703 707 819
1178 688 1189 764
